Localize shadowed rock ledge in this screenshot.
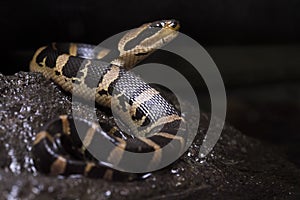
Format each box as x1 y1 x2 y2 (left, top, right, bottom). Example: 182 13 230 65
0 71 299 200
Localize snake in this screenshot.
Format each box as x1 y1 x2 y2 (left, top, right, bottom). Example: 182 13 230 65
30 20 187 181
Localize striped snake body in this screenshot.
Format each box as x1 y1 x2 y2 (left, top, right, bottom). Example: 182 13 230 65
30 20 187 180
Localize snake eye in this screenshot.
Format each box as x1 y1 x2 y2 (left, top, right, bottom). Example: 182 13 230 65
150 21 165 28
169 20 179 29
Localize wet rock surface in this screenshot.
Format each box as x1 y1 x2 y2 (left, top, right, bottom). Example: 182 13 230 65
1 71 300 200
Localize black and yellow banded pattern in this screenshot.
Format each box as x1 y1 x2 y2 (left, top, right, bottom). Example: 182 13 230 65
30 20 187 181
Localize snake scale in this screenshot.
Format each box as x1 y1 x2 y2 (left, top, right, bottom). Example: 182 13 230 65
30 20 187 181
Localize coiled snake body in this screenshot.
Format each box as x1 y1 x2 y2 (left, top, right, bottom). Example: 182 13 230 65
30 20 187 180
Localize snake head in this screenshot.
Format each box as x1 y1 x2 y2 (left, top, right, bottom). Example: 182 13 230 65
114 19 181 68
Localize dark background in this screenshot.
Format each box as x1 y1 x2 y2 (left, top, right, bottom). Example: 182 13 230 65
1 0 300 166
1 0 300 73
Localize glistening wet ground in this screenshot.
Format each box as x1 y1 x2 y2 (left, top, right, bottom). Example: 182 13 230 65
1 72 299 199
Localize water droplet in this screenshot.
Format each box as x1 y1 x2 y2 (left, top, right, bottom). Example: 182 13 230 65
104 190 111 197
199 160 206 164
8 149 21 174
171 168 179 174
199 153 205 158
175 181 182 187
31 187 40 194
141 173 152 179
